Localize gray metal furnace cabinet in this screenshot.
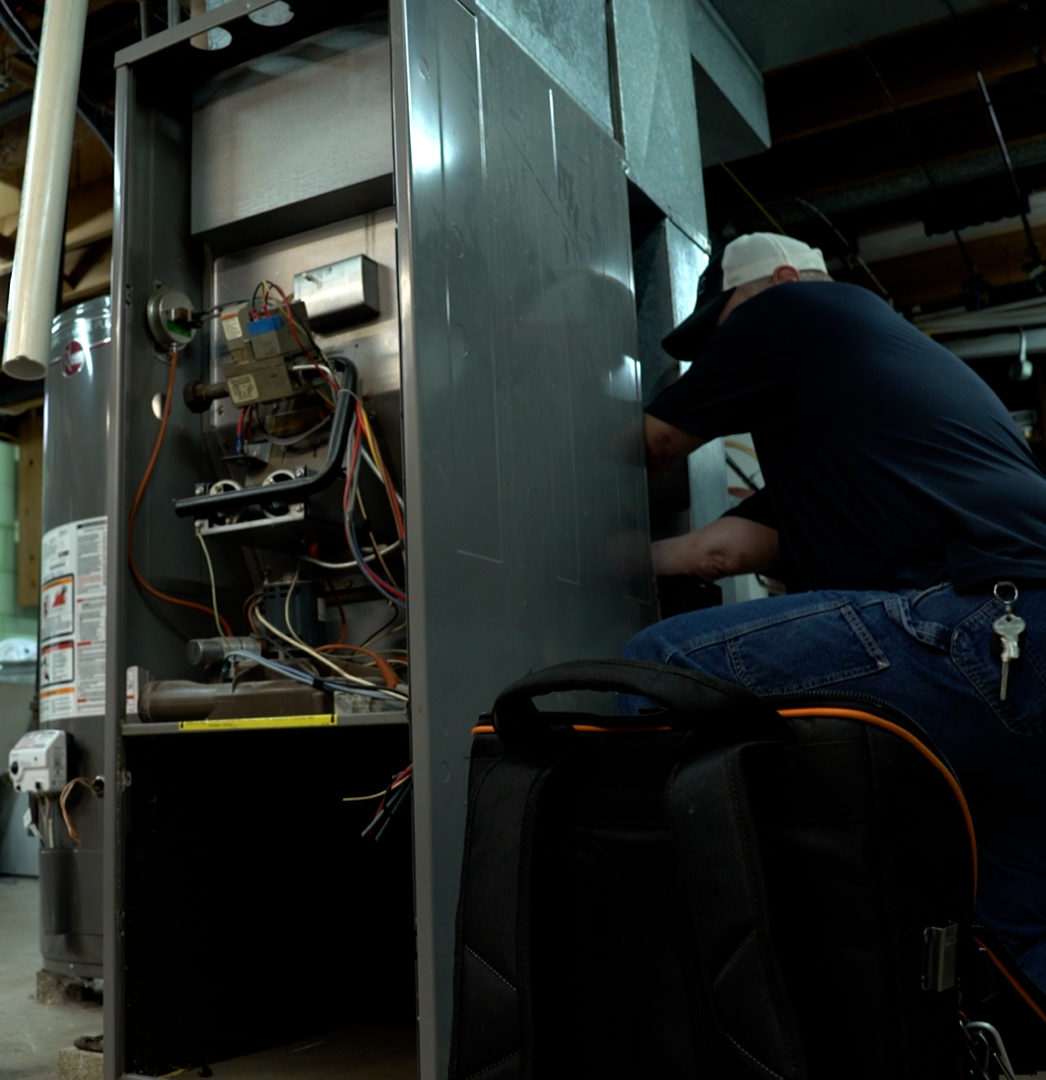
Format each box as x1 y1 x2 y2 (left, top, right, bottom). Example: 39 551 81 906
95 1 701 1077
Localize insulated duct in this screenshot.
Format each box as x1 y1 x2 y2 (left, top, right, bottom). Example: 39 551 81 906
2 0 90 382
939 328 1046 361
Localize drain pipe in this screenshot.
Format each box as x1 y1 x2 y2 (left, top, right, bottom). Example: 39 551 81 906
2 0 90 382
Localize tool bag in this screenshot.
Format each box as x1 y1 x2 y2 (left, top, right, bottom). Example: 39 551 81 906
447 658 1046 1079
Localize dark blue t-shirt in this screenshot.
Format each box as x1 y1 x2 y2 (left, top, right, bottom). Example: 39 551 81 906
647 281 1046 592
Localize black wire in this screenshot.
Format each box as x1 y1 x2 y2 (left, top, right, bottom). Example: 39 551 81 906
853 41 978 284
0 0 36 56
192 300 250 321
363 775 412 841
726 454 761 493
794 196 893 303
359 604 401 648
974 70 1042 271
937 0 1042 273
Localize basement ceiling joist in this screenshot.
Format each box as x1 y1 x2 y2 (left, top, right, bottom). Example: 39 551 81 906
704 0 1046 316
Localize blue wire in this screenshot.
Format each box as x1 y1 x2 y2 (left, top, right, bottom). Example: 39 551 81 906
345 520 407 608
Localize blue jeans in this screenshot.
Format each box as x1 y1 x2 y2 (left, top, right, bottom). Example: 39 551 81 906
620 582 1046 991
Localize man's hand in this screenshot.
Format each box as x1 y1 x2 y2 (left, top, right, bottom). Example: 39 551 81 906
652 515 780 581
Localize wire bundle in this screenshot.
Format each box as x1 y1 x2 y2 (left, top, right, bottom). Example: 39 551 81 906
138 289 408 709
343 400 406 606
224 648 405 705
353 764 413 842
59 776 99 847
252 279 340 396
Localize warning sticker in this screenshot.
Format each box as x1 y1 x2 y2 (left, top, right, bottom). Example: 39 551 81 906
39 517 107 723
41 576 74 640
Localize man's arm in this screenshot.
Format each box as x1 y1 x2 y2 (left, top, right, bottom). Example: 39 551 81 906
644 413 707 475
651 514 779 581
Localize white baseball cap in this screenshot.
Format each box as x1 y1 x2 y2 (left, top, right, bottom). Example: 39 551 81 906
662 233 827 358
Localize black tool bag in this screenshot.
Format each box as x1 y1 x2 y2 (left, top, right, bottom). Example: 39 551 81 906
447 658 1046 1079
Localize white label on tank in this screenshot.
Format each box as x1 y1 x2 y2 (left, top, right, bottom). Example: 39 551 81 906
39 517 107 722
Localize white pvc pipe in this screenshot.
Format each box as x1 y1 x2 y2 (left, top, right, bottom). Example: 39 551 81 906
2 0 89 382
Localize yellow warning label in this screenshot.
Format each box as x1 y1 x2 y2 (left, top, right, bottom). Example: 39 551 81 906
178 714 337 732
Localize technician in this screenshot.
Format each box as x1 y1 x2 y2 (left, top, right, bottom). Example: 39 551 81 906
622 231 1046 991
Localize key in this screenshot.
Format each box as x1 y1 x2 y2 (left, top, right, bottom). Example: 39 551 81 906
994 613 1026 701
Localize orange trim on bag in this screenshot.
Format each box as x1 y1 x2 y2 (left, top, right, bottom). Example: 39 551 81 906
973 934 1046 1026
778 706 978 897
473 705 978 897
470 722 672 737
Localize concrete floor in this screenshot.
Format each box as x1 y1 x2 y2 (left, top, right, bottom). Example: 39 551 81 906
0 876 103 1080
0 875 417 1080
4 872 1038 1079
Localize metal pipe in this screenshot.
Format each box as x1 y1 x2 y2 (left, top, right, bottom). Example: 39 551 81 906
138 678 326 721
2 0 89 382
942 328 1046 360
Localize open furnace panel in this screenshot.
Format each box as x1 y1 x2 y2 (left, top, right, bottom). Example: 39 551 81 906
107 7 418 1076
133 213 409 730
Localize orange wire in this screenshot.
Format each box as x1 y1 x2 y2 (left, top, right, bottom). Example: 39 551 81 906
59 777 92 847
127 350 234 637
354 401 406 540
972 934 1046 1025
317 643 399 688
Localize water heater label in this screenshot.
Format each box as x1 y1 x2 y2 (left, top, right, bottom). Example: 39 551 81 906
39 516 108 723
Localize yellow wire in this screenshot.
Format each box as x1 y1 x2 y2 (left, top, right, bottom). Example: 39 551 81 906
720 163 787 235
356 402 385 473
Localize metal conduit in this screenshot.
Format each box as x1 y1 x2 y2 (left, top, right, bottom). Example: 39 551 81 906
942 328 1046 360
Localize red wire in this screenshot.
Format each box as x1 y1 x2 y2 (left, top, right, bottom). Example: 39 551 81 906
269 281 339 395
127 351 234 636
354 402 406 541
343 416 406 601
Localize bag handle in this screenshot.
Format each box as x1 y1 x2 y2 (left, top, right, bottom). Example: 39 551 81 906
492 658 781 747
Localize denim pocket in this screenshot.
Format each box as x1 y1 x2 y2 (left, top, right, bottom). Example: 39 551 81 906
952 598 1046 736
722 600 890 696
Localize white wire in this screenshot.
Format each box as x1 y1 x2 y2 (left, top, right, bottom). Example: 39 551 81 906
196 528 226 639
283 565 303 646
225 650 404 703
251 603 407 700
261 409 333 446
289 360 338 381
359 445 406 509
300 540 402 572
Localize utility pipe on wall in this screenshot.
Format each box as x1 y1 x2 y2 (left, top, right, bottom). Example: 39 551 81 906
944 328 1046 360
2 0 90 382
